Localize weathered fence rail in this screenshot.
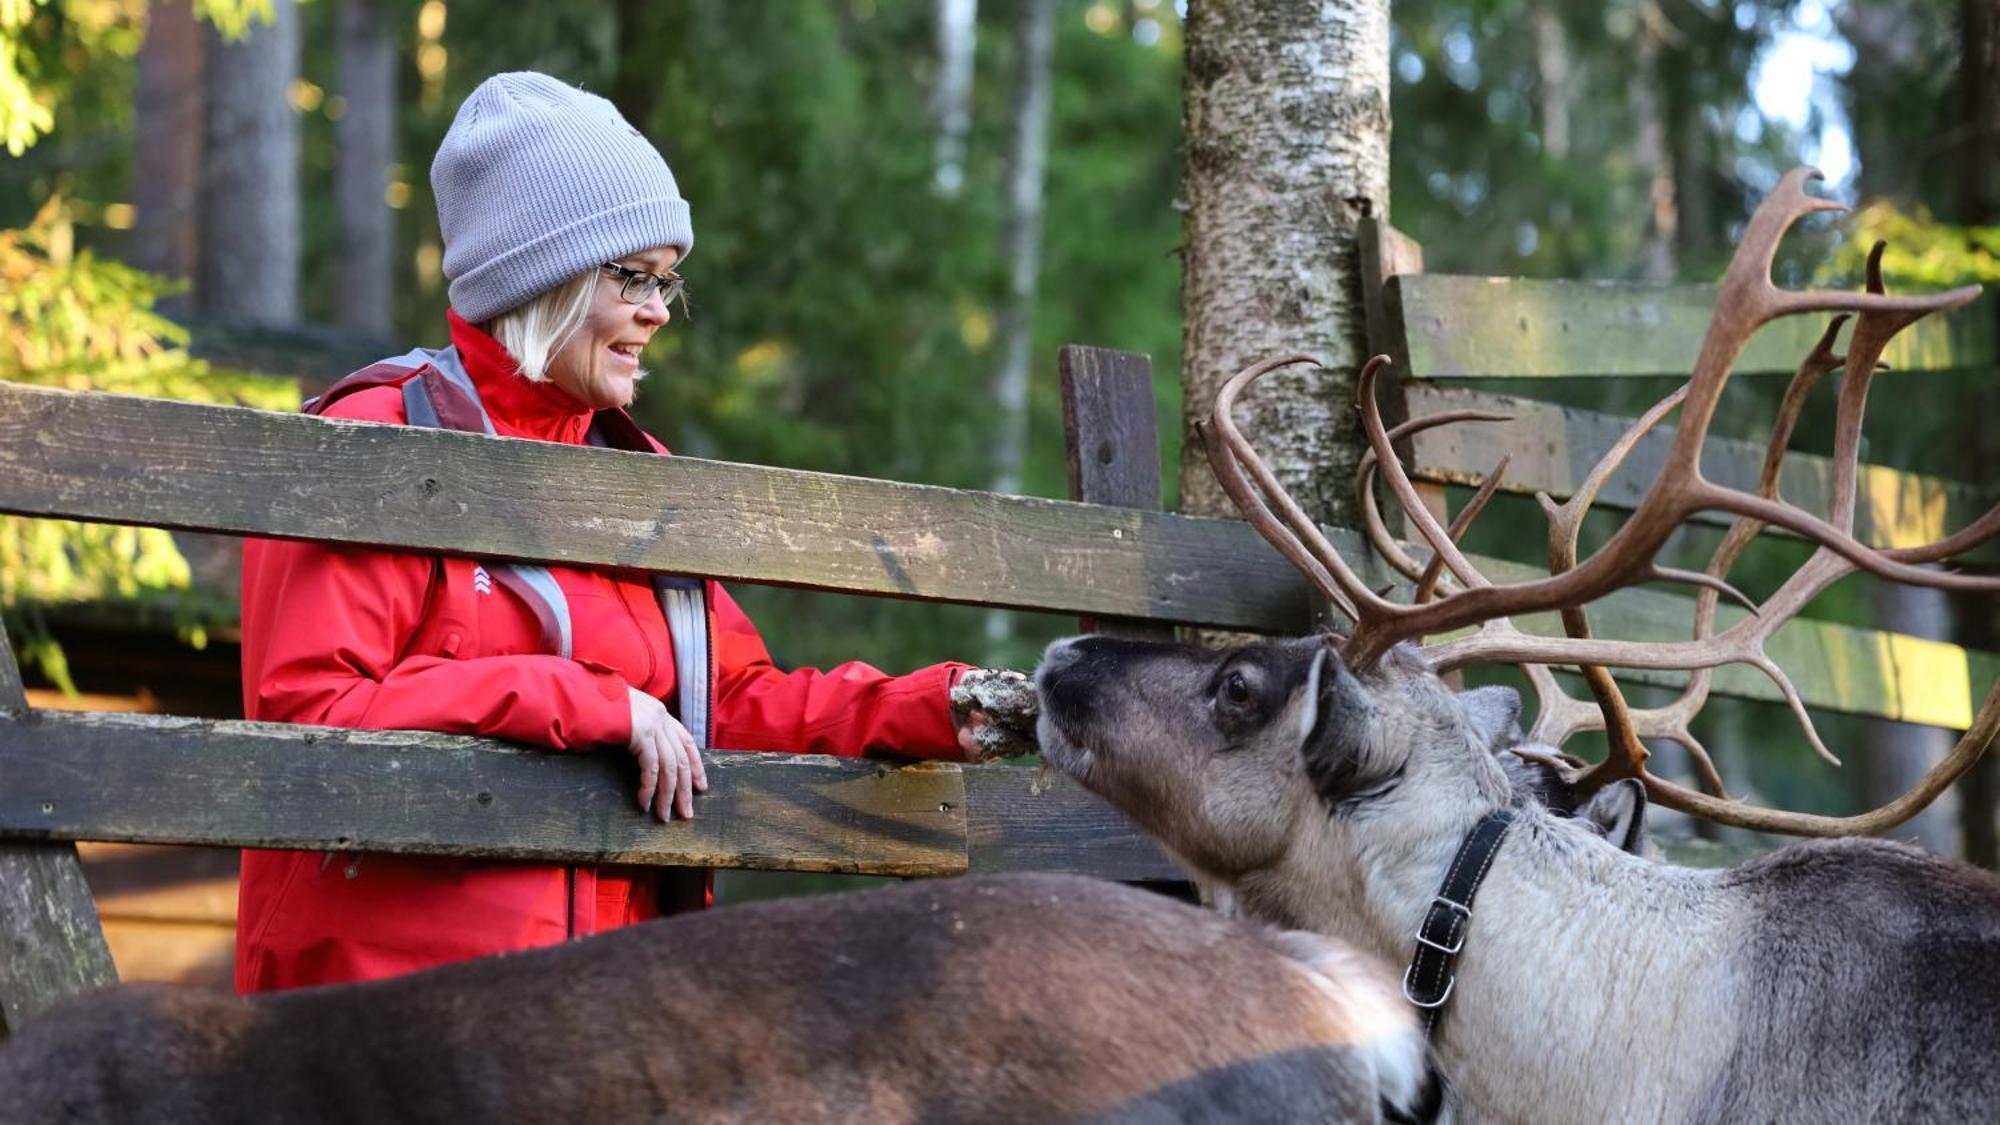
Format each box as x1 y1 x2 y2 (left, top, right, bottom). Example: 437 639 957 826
0 379 1309 630
1381 272 1995 380
1404 385 1999 558
4 379 1990 725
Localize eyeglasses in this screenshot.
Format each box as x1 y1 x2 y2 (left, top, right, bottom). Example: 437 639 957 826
600 261 689 316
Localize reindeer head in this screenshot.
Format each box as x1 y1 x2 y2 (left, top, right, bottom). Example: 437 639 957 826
1037 633 1527 884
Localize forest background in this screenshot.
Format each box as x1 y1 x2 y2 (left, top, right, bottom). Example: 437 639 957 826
3 0 1996 851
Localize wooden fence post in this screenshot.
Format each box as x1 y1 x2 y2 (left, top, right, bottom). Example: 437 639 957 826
1360 220 1447 529
1059 345 1175 644
0 618 117 1037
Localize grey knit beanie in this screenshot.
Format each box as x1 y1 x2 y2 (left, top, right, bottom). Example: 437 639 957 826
432 72 694 323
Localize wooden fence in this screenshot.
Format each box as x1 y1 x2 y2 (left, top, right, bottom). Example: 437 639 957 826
1 231 1994 1034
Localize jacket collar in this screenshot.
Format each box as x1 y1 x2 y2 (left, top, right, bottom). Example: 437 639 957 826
447 310 595 445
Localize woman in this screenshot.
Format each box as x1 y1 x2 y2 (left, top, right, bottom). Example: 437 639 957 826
235 72 1015 993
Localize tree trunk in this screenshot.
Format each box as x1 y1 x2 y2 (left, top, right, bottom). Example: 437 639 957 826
1953 0 1999 865
1836 0 1927 204
1179 0 1391 533
609 0 672 133
132 0 206 316
1960 571 2000 866
1959 0 1999 223
932 0 979 196
983 0 1056 655
198 0 301 324
1671 117 1713 272
335 0 397 338
1855 581 1960 854
1630 0 1676 282
1529 0 1569 159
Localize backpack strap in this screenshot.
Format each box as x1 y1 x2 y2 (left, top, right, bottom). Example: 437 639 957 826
349 348 709 739
587 419 711 748
487 564 574 661
652 577 710 749
308 347 493 434
304 346 565 655
303 350 434 416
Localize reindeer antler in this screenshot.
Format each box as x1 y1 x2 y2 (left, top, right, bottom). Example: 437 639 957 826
1524 313 1851 811
1204 169 2000 837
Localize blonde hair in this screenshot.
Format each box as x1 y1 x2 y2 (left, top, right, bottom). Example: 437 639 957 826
483 269 599 382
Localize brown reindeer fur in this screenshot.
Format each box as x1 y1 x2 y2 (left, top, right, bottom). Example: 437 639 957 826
0 873 1423 1124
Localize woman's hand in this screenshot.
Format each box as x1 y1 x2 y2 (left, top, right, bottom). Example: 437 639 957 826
950 668 1039 762
627 687 707 820
956 711 993 759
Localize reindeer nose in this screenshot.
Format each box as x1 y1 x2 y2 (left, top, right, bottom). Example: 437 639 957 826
1036 637 1084 682
1034 638 1096 721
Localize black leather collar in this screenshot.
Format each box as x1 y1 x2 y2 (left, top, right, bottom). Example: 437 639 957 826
1402 809 1513 1040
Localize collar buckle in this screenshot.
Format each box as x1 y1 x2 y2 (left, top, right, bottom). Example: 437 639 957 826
1412 893 1472 955
1401 962 1455 1010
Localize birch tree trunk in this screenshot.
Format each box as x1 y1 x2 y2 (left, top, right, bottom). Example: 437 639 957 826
197 0 301 324
984 0 1056 654
932 0 979 197
132 0 206 317
1630 0 1677 283
1179 0 1391 532
335 0 397 338
1530 0 1570 159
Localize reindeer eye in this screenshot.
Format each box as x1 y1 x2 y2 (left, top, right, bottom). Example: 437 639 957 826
1222 671 1251 705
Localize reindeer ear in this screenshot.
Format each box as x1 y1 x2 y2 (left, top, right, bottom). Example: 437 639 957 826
1298 648 1381 802
1577 778 1649 855
1458 686 1523 753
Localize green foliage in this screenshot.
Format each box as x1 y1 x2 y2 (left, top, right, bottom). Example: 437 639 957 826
0 198 296 691
0 0 268 158
193 0 273 43
0 202 295 404
0 1 55 156
0 0 142 158
1822 201 2000 287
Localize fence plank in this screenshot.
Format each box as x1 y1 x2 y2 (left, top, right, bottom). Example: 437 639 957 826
0 713 1178 879
1358 221 1456 557
963 765 1181 882
0 843 119 1035
1497 583 2000 730
1060 345 1175 643
0 712 970 876
1 383 1991 723
1386 274 1994 380
0 382 1313 633
0 620 117 1036
1404 385 1998 555
1360 219 1425 356
0 634 20 721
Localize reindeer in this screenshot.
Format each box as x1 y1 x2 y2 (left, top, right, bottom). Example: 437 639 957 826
0 873 1429 1124
1037 168 2000 1124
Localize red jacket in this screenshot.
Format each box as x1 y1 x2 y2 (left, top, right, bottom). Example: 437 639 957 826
236 313 969 993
